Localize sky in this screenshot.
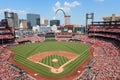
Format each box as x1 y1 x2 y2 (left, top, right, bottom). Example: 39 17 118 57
0 0 120 25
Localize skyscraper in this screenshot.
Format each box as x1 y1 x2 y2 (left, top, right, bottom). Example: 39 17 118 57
27 13 40 29
50 20 60 26
41 18 49 26
12 12 19 28
19 19 28 29
103 14 120 21
4 11 19 28
65 15 71 25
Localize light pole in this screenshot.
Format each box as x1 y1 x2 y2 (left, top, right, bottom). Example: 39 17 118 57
86 13 94 35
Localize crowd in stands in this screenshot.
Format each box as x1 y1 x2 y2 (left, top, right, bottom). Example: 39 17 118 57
56 37 71 42
73 34 88 41
0 45 35 80
0 27 14 40
88 26 120 33
16 35 45 44
55 32 73 42
55 33 86 42
88 33 120 41
0 34 13 39
91 39 120 80
0 35 45 80
0 46 3 53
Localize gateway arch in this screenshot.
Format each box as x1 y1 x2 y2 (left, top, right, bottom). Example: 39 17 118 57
55 9 71 25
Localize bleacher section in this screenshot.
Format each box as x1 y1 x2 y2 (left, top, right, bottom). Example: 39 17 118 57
0 44 35 80
0 26 14 44
56 32 73 42
88 21 120 48
16 35 45 44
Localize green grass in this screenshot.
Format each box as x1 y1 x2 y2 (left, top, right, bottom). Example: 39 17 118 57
45 38 56 42
11 42 90 78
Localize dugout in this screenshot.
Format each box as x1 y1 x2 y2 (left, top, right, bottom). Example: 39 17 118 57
18 40 32 44
45 32 55 38
68 39 81 42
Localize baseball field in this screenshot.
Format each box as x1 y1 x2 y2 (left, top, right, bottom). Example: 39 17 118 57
11 42 90 78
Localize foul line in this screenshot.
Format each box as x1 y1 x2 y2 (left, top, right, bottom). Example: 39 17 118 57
35 62 53 69
59 48 89 69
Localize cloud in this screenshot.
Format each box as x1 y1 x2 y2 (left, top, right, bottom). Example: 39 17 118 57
53 5 70 13
53 1 80 13
64 1 80 8
55 1 61 8
0 8 28 15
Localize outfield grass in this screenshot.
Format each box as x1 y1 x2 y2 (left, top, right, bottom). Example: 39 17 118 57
11 42 90 78
45 38 56 42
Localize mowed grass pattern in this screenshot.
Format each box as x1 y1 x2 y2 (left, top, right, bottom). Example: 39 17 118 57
41 54 69 67
11 42 90 78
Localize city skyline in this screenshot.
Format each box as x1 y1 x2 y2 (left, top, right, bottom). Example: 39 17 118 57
0 0 119 25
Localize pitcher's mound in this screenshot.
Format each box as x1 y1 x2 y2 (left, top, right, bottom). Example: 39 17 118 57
52 58 58 62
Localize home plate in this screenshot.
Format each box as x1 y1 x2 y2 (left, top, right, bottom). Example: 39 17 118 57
34 73 38 76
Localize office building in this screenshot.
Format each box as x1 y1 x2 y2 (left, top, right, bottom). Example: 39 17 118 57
50 20 60 26
27 13 40 29
19 19 28 29
41 18 49 26
12 12 19 28
4 11 19 28
65 15 71 25
103 14 120 21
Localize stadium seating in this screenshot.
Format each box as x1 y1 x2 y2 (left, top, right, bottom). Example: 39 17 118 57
16 35 45 44
72 21 120 80
0 45 35 80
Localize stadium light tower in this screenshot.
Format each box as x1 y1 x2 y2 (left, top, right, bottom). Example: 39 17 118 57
85 13 94 34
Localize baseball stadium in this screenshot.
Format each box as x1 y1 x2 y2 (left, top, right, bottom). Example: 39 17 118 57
0 5 120 80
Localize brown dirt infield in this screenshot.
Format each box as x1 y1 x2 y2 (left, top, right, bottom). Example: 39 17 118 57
8 45 94 80
28 51 78 62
